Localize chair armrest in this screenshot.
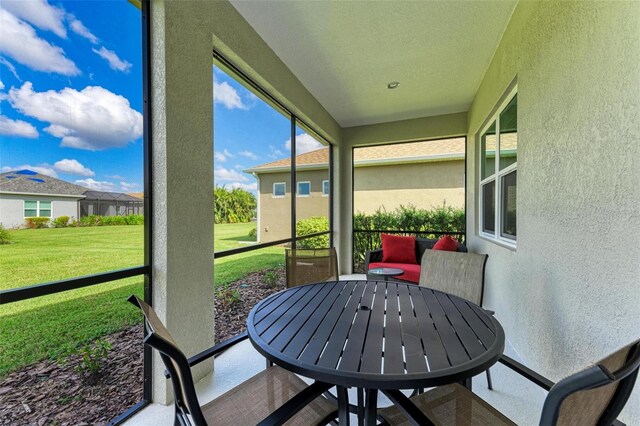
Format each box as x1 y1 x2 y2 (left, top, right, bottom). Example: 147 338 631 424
164 331 248 378
365 249 383 271
499 354 555 391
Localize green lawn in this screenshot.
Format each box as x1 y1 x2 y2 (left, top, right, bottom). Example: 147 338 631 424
0 222 284 376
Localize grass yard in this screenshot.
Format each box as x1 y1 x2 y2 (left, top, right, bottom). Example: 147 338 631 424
0 222 284 376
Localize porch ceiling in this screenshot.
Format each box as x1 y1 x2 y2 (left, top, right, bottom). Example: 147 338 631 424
230 0 517 128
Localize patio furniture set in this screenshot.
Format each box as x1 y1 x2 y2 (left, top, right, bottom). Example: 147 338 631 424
129 236 640 425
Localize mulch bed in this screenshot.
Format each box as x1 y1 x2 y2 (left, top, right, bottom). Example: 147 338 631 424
0 267 285 425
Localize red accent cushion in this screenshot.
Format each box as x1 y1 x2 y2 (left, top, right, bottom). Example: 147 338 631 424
433 235 459 252
369 262 421 284
381 234 417 264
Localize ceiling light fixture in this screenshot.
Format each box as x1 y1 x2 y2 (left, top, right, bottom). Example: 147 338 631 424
387 81 400 89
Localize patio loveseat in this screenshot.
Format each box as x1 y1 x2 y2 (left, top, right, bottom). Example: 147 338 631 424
365 235 467 283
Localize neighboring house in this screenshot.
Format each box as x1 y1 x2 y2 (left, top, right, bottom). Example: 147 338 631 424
244 137 466 242
0 170 143 228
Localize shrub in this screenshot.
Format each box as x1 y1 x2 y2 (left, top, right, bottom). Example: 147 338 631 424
124 214 144 225
296 217 329 249
215 283 240 309
263 270 278 288
100 215 126 226
52 216 70 228
214 186 256 223
25 217 50 229
248 227 257 238
64 338 111 385
0 224 12 245
79 215 101 227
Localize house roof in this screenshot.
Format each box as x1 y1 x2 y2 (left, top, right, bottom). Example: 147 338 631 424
83 191 143 202
0 170 87 197
245 137 466 173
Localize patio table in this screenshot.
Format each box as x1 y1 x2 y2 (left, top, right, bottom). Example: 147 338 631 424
247 280 505 425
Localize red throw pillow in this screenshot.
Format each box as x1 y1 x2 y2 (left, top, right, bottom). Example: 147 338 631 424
433 235 459 252
381 234 417 264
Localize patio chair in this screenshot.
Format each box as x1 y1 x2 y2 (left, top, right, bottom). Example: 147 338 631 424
418 249 493 389
128 295 338 426
285 247 338 288
378 338 640 425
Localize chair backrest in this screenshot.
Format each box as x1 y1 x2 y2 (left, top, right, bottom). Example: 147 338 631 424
285 247 338 288
418 250 488 305
540 339 640 426
128 295 207 426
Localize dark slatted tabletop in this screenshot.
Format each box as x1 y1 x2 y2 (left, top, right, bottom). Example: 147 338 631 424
247 280 505 390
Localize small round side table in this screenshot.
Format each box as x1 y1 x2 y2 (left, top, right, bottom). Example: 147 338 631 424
367 267 404 281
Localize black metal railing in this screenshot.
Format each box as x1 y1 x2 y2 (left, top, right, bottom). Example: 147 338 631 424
352 229 465 273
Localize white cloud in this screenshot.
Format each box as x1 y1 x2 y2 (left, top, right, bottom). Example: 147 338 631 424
285 133 324 155
239 150 259 160
0 10 79 75
1 0 67 38
0 114 39 138
213 81 247 110
69 16 98 44
92 47 131 73
268 145 285 159
225 182 257 192
214 167 249 182
0 80 4 90
75 178 116 191
53 159 94 177
214 148 234 162
0 57 21 81
8 82 142 150
106 174 126 180
119 181 137 191
2 164 57 177
234 164 244 169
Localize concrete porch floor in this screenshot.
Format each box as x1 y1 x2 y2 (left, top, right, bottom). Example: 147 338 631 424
124 275 546 425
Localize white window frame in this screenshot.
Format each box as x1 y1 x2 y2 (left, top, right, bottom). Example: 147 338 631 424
272 182 286 198
322 180 330 197
478 86 517 248
24 200 53 218
296 181 311 197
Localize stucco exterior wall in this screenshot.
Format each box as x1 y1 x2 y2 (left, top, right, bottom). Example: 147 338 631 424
257 169 329 242
258 159 464 243
466 2 640 423
354 160 464 213
0 194 79 228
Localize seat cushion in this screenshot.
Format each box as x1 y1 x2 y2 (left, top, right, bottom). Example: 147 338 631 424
201 365 336 426
381 233 418 264
378 384 516 426
369 262 421 283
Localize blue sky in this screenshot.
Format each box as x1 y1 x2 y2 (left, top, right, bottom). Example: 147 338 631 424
0 0 323 195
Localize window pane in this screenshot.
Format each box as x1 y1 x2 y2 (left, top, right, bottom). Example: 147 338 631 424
297 182 310 196
499 95 517 170
39 209 52 218
24 201 37 209
323 180 330 196
482 181 495 234
273 183 285 196
501 170 517 239
24 209 37 217
481 122 496 180
39 201 52 209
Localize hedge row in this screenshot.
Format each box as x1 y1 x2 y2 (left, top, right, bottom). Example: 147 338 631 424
24 214 144 229
214 186 256 224
353 204 465 272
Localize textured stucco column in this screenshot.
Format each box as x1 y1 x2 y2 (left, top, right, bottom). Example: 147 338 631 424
333 142 353 274
150 1 214 404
